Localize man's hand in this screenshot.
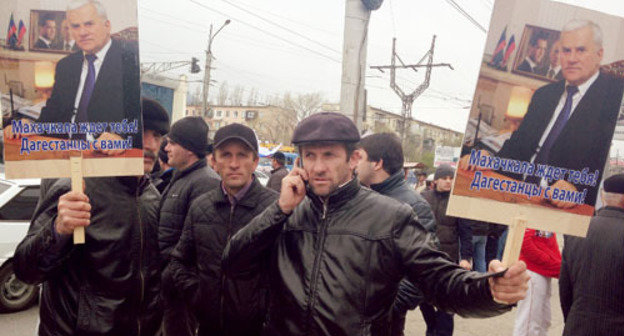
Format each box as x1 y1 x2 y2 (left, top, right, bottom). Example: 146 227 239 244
278 158 308 214
95 132 126 156
459 259 472 270
488 260 530 305
549 180 578 209
3 118 32 140
458 151 491 172
55 191 91 235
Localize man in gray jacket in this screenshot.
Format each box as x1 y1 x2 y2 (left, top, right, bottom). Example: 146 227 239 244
266 151 289 192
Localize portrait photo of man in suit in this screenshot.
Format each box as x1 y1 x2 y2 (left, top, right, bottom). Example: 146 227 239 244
517 33 549 75
32 0 141 154
541 40 564 81
495 19 624 208
33 14 57 50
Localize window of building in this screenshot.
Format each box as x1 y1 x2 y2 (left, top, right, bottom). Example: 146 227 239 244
216 110 222 117
234 111 238 118
225 111 230 117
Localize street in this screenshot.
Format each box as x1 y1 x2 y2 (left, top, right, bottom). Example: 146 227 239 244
0 282 564 336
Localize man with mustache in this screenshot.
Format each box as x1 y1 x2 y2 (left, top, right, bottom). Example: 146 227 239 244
13 97 170 336
159 116 220 336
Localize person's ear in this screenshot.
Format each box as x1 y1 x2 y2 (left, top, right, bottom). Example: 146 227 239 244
372 159 384 172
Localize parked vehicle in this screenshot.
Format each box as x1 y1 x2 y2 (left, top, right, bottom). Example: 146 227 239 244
0 175 40 313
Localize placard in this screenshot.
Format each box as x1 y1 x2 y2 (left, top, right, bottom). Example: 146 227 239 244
1 0 143 179
448 0 624 237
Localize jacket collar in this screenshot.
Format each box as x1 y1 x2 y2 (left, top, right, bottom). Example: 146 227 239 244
271 166 287 174
308 177 361 214
370 171 404 194
597 206 624 216
215 177 265 209
171 158 207 184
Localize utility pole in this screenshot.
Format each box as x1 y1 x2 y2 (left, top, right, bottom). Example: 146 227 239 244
340 0 384 131
202 20 230 116
370 36 453 142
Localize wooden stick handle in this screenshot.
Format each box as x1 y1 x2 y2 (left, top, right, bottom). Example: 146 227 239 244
70 156 85 244
501 217 527 267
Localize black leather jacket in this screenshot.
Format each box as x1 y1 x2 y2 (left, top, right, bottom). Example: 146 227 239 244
165 178 278 336
14 177 162 336
224 178 509 336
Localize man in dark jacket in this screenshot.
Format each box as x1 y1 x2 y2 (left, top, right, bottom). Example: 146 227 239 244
559 174 624 336
355 132 436 336
13 98 171 336
159 116 221 336
266 151 289 192
223 112 530 336
166 123 277 336
420 164 474 336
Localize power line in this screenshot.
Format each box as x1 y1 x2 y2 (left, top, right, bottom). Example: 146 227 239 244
187 0 341 63
444 0 486 33
216 0 340 55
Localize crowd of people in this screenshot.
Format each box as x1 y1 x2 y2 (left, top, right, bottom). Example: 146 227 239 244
7 2 622 333
12 91 624 336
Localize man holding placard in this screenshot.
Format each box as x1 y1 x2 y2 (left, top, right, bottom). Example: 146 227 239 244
13 98 170 336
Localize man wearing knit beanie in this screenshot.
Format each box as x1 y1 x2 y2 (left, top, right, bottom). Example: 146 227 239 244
420 163 473 336
159 116 221 336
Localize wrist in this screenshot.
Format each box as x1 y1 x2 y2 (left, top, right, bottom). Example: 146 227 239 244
277 200 293 215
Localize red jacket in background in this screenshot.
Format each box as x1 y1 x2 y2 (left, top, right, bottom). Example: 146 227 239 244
519 229 562 278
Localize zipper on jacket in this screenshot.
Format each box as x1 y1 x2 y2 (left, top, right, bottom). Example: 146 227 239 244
136 186 145 336
306 199 329 331
219 203 235 329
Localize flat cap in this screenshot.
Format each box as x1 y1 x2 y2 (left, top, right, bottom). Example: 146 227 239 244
214 123 259 153
292 112 360 145
604 174 624 194
142 98 170 135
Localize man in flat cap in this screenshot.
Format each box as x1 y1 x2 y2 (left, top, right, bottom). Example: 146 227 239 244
166 123 277 336
559 174 624 335
223 112 530 336
159 116 220 336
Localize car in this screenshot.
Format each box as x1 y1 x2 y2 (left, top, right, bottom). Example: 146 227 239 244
255 169 269 186
0 175 40 313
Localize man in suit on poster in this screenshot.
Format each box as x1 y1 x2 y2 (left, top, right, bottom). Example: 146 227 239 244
34 15 57 50
517 33 548 75
8 0 141 153
462 20 624 209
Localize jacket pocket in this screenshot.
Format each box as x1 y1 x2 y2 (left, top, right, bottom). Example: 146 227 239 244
76 287 123 334
361 318 391 336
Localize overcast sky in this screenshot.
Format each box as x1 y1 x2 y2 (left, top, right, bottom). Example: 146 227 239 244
138 0 623 132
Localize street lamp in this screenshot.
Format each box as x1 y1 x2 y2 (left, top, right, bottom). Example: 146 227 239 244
203 19 230 117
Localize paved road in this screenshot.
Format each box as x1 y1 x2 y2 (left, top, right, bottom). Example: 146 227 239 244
0 283 565 336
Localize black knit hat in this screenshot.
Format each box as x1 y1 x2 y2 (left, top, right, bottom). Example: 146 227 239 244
142 98 170 135
604 174 624 194
168 116 208 158
214 123 258 153
292 112 360 145
434 164 455 180
158 138 168 164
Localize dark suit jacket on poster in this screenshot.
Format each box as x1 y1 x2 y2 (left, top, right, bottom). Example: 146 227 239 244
37 38 142 148
559 206 624 336
517 58 545 75
497 72 624 205
34 37 51 49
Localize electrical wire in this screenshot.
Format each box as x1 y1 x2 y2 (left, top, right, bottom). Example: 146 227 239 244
444 0 487 33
